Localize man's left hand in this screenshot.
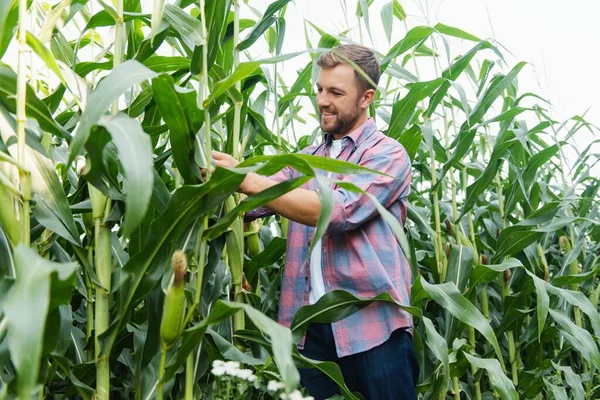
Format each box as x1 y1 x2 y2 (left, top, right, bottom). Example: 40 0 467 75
211 151 255 194
212 151 239 169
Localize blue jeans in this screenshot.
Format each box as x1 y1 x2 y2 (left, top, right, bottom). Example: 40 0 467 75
299 323 418 400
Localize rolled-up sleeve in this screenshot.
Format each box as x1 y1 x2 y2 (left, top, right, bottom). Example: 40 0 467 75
326 141 411 233
243 165 296 222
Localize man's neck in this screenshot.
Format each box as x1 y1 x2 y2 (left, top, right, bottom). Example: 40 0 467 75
332 114 369 141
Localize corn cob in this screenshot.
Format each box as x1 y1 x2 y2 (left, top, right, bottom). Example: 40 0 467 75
160 250 188 349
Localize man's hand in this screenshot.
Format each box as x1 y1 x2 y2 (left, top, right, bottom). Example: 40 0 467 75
211 151 255 194
212 151 239 169
210 150 321 226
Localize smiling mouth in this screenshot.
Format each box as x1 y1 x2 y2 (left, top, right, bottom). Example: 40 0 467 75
321 111 336 117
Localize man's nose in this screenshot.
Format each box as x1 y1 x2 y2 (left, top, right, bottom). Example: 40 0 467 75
317 92 331 108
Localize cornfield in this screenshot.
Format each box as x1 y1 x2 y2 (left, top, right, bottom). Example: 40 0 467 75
0 0 599 399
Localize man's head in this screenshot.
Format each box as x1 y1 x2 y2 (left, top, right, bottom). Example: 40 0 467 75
316 44 380 137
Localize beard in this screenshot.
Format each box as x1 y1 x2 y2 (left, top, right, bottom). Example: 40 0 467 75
319 102 362 136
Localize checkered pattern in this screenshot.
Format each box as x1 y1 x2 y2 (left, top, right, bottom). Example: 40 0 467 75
246 118 413 357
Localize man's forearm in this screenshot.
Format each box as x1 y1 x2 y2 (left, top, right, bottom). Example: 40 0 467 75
243 173 321 226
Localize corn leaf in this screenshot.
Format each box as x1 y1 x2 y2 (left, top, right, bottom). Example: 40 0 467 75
464 353 517 400
100 114 154 236
68 61 157 165
3 245 77 398
420 277 504 366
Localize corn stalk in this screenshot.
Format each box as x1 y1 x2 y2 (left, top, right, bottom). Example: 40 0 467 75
230 0 245 337
16 0 30 247
93 0 124 397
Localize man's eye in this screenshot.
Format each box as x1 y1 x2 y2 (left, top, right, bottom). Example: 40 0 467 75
317 88 323 93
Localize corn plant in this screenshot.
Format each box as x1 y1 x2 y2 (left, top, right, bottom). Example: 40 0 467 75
0 0 598 399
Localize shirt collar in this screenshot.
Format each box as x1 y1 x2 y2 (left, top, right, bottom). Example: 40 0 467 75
324 118 377 147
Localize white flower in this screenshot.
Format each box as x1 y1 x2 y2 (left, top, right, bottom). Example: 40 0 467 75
211 366 226 376
247 375 257 382
235 369 254 381
223 361 240 376
268 380 285 392
212 360 225 368
279 390 305 400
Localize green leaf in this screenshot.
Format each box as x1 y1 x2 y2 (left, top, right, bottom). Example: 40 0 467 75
165 300 299 393
152 74 196 183
0 0 18 59
163 4 203 49
290 290 421 344
523 269 549 341
277 61 312 116
551 270 598 287
469 62 526 126
381 26 435 72
551 362 585 400
388 78 445 138
100 114 154 236
238 0 291 51
470 258 522 287
204 52 303 107
420 277 504 366
0 65 68 139
205 176 310 240
549 309 600 371
544 379 568 400
460 135 518 217
381 2 394 42
4 245 77 398
100 167 245 358
434 23 481 42
142 55 190 72
0 111 81 245
424 41 493 119
358 0 373 44
464 353 517 400
422 317 450 395
68 61 157 165
396 124 422 160
393 0 406 20
493 226 543 262
545 283 600 337
205 328 265 366
444 244 474 291
26 31 66 85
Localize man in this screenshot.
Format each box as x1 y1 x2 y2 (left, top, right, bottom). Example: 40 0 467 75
212 44 417 399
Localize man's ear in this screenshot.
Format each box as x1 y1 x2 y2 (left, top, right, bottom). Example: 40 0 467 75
361 89 376 109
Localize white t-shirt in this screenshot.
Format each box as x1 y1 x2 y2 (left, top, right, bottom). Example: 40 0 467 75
309 139 343 304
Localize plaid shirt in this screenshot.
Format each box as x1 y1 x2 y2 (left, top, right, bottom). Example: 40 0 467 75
247 118 413 357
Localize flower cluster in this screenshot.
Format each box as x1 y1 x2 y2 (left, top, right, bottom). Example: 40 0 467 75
211 360 257 383
209 360 313 400
267 380 314 400
277 389 314 400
